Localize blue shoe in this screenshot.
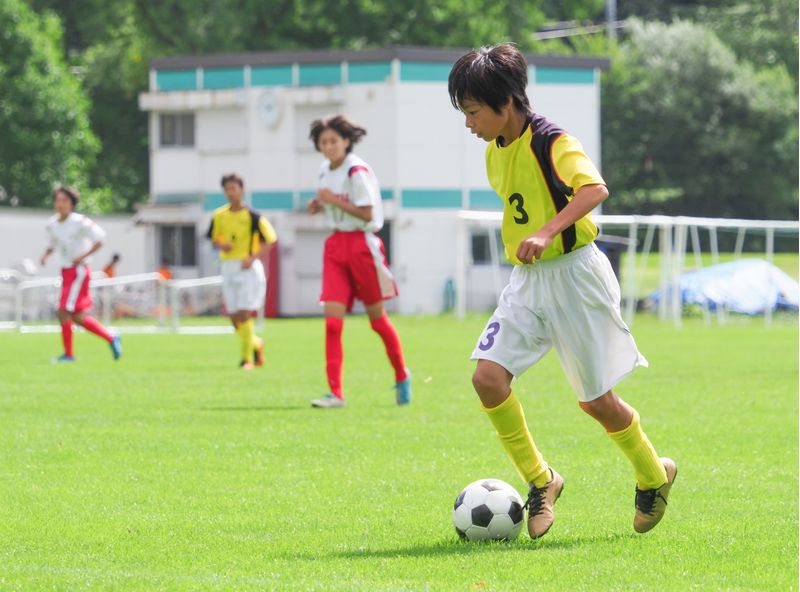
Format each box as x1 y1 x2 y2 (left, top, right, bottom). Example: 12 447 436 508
110 335 122 360
394 370 412 405
53 354 76 364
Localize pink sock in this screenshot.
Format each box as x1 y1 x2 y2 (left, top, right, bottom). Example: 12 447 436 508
370 314 407 382
78 315 113 343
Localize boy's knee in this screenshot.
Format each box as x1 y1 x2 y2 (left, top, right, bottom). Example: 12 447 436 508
472 366 503 396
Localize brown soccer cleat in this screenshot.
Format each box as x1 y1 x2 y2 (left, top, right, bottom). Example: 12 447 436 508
525 468 564 539
634 457 678 533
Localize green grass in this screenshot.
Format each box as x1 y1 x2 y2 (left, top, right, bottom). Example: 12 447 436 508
0 314 797 591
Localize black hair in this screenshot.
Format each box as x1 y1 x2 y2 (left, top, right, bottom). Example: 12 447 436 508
309 114 367 153
53 185 79 208
221 173 244 188
448 43 531 115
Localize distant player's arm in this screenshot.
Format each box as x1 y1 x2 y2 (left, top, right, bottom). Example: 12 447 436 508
316 188 372 222
72 239 104 267
242 217 277 269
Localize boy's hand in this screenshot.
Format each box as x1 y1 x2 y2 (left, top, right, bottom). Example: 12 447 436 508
241 256 254 269
516 231 553 264
307 198 323 214
317 188 337 205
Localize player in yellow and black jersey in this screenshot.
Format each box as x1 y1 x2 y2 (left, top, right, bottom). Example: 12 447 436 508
207 173 277 369
448 44 676 540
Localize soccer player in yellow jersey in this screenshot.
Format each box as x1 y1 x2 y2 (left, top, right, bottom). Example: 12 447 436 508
448 44 676 539
206 173 277 369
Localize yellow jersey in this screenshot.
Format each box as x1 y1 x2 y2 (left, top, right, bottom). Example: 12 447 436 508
206 205 277 261
485 114 605 265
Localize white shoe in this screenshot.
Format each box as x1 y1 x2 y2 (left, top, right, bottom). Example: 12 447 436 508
311 393 346 408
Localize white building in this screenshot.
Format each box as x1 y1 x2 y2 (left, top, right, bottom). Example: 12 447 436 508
137 47 609 315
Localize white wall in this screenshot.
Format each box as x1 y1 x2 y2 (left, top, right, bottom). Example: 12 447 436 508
0 209 149 276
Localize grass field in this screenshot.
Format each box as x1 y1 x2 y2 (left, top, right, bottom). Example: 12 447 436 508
1 314 797 591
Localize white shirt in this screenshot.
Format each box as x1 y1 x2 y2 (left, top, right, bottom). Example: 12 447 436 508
46 212 106 268
317 153 383 232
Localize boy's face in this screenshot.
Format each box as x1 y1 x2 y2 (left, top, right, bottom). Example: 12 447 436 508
460 98 510 142
53 191 74 216
223 181 244 205
318 128 350 164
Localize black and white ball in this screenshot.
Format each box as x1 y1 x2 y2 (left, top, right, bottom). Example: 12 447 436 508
452 478 525 541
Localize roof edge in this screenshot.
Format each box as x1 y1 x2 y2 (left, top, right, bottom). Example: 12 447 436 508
150 46 610 71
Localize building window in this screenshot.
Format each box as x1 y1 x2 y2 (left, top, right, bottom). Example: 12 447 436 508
471 230 508 265
159 113 195 147
159 225 196 266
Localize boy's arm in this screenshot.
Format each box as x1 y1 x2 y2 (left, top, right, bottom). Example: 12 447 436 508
72 240 104 267
515 183 608 264
40 247 54 266
317 188 372 222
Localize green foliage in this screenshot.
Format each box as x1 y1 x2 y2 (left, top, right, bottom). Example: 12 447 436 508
0 315 797 589
601 19 798 218
0 0 99 209
134 0 545 53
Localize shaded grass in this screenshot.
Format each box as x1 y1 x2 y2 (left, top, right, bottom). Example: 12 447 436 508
0 314 797 590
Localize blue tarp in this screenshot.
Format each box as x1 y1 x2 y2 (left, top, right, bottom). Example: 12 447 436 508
648 259 799 314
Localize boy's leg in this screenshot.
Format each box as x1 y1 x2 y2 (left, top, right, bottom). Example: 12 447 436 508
235 312 255 368
580 391 676 532
474 359 563 538
366 307 408 383
323 302 347 400
57 310 74 358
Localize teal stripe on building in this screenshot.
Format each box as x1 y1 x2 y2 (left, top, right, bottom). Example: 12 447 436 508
153 193 201 205
469 189 502 210
400 62 452 82
535 67 595 84
299 64 342 86
252 65 292 86
252 192 294 210
203 193 227 211
203 67 244 89
349 62 392 83
401 189 462 208
156 70 197 91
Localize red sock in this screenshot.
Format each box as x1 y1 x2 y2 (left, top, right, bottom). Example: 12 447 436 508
61 321 73 357
370 314 407 382
78 315 113 343
325 317 344 398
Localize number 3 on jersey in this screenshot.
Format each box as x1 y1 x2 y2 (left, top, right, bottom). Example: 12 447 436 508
507 193 529 224
478 321 501 351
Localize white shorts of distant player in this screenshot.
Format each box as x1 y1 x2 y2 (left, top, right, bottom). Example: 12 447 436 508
471 242 648 403
221 258 266 313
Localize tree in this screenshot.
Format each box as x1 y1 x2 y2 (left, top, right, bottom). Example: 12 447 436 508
601 19 798 219
0 0 99 209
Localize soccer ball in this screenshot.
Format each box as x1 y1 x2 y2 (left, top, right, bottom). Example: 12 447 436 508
452 478 525 541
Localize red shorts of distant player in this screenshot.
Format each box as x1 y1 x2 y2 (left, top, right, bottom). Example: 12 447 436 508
59 265 93 313
320 230 397 311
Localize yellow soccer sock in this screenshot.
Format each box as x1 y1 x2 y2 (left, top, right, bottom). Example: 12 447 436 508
483 391 550 488
608 410 668 489
238 319 255 363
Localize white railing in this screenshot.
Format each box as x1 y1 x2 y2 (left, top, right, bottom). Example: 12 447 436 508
5 273 262 334
455 212 799 326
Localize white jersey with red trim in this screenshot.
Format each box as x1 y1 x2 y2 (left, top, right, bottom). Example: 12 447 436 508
317 153 383 232
46 212 106 268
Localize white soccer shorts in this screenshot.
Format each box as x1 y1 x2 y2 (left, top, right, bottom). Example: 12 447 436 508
471 243 648 402
221 259 266 313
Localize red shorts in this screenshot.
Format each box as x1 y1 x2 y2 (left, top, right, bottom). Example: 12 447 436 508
320 231 397 310
59 265 93 313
